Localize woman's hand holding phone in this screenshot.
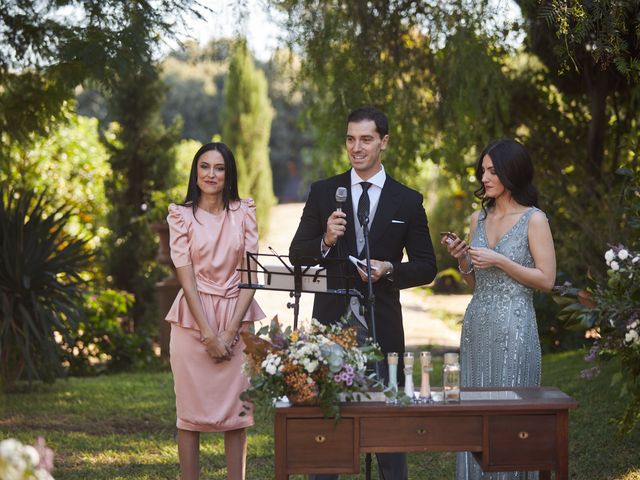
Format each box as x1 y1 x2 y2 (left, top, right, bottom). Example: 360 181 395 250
440 231 470 259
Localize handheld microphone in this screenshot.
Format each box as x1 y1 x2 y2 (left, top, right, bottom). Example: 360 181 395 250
335 187 347 212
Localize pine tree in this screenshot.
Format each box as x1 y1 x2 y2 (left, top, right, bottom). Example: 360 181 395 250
221 39 276 236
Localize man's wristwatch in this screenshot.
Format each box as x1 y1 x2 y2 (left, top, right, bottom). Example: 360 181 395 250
384 262 394 281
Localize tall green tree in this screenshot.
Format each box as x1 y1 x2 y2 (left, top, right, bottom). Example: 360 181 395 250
221 39 276 234
103 66 182 329
272 1 522 188
518 0 640 185
510 1 640 279
0 0 202 147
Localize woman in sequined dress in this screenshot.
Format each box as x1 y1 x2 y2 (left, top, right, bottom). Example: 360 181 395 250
441 139 556 480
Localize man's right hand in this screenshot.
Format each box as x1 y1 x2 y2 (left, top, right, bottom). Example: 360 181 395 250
324 210 347 247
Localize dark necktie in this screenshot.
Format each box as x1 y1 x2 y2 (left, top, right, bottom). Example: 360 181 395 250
357 181 371 227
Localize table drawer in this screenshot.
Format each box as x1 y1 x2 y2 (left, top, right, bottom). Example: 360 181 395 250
488 414 557 467
286 418 357 472
360 416 482 450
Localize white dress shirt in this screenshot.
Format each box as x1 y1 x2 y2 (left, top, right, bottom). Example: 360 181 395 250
350 165 386 226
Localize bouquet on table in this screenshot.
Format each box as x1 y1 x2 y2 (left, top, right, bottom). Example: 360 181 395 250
241 316 383 418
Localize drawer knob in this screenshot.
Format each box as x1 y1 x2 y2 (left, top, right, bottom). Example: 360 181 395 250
518 431 529 440
315 435 326 443
416 428 428 435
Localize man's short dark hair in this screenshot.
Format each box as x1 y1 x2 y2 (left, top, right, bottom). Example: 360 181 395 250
347 106 389 138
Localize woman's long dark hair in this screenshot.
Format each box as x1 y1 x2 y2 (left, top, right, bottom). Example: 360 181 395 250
180 142 240 219
473 139 538 218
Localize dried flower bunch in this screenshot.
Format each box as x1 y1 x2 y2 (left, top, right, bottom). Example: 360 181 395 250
241 316 383 418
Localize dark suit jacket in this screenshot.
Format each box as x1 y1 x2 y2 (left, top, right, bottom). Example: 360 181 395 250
289 170 437 355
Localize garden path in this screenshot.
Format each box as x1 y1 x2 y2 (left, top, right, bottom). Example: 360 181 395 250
254 203 467 348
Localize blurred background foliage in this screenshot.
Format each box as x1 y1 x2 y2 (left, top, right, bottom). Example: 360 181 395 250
1 0 639 387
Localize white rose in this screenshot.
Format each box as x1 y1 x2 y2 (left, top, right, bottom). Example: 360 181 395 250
263 362 276 375
625 330 638 344
23 445 40 467
631 321 639 329
605 249 615 264
618 249 629 260
610 260 620 271
0 439 21 458
303 359 319 373
633 256 640 264
35 470 55 480
261 354 281 376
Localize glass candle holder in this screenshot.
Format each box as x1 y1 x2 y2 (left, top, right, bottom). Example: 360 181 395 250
443 352 461 403
387 352 399 392
386 352 399 404
419 351 433 401
403 352 415 398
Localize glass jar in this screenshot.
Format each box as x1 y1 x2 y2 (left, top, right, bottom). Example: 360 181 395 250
443 352 461 403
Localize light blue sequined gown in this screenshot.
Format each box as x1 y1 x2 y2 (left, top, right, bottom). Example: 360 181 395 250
456 208 542 480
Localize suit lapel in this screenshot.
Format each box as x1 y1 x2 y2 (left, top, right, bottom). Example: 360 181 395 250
369 176 401 247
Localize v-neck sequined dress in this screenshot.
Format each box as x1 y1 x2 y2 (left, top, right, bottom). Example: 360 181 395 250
456 207 542 480
165 199 265 432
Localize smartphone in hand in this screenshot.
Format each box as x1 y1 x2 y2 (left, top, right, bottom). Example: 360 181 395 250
349 255 378 275
440 231 457 246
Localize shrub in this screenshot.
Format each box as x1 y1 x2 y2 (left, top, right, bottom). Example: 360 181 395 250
61 289 158 375
0 190 89 389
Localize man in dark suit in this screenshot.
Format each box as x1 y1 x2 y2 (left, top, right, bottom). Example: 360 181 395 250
289 106 438 480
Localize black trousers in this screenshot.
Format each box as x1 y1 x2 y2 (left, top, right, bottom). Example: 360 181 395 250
308 452 408 480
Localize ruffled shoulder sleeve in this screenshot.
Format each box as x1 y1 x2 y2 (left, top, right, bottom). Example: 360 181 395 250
241 198 259 255
167 204 192 268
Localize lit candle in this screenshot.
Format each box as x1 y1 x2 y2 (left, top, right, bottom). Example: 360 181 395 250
404 352 414 398
420 351 433 400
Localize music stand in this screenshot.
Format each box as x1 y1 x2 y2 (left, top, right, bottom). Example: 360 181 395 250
238 250 363 330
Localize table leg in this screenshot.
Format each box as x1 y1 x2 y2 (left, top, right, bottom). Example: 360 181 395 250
556 410 570 480
275 413 288 480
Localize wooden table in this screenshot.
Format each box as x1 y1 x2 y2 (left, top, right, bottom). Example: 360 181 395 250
274 387 577 479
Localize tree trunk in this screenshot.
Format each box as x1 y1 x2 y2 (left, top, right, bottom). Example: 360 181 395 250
586 68 608 184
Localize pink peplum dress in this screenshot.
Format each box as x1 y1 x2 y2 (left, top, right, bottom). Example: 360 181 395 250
165 199 265 432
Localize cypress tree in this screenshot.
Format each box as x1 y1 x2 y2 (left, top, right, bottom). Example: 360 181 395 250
221 39 275 236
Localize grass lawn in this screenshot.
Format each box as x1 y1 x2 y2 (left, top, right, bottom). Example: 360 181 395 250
1 351 639 479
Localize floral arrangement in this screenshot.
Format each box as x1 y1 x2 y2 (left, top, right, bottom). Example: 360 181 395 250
241 316 383 418
556 244 640 433
0 437 54 480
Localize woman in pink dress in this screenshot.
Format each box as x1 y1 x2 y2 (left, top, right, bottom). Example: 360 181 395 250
165 142 265 480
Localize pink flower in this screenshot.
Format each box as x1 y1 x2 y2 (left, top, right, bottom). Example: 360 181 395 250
35 437 54 473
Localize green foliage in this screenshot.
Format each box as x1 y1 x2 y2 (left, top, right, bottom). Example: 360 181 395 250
273 1 520 182
149 139 201 222
0 0 203 144
0 111 111 251
160 41 228 143
554 167 640 433
221 39 276 235
264 49 312 202
60 289 157 376
102 65 182 330
0 190 89 390
275 0 438 180
160 40 310 202
537 0 640 80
